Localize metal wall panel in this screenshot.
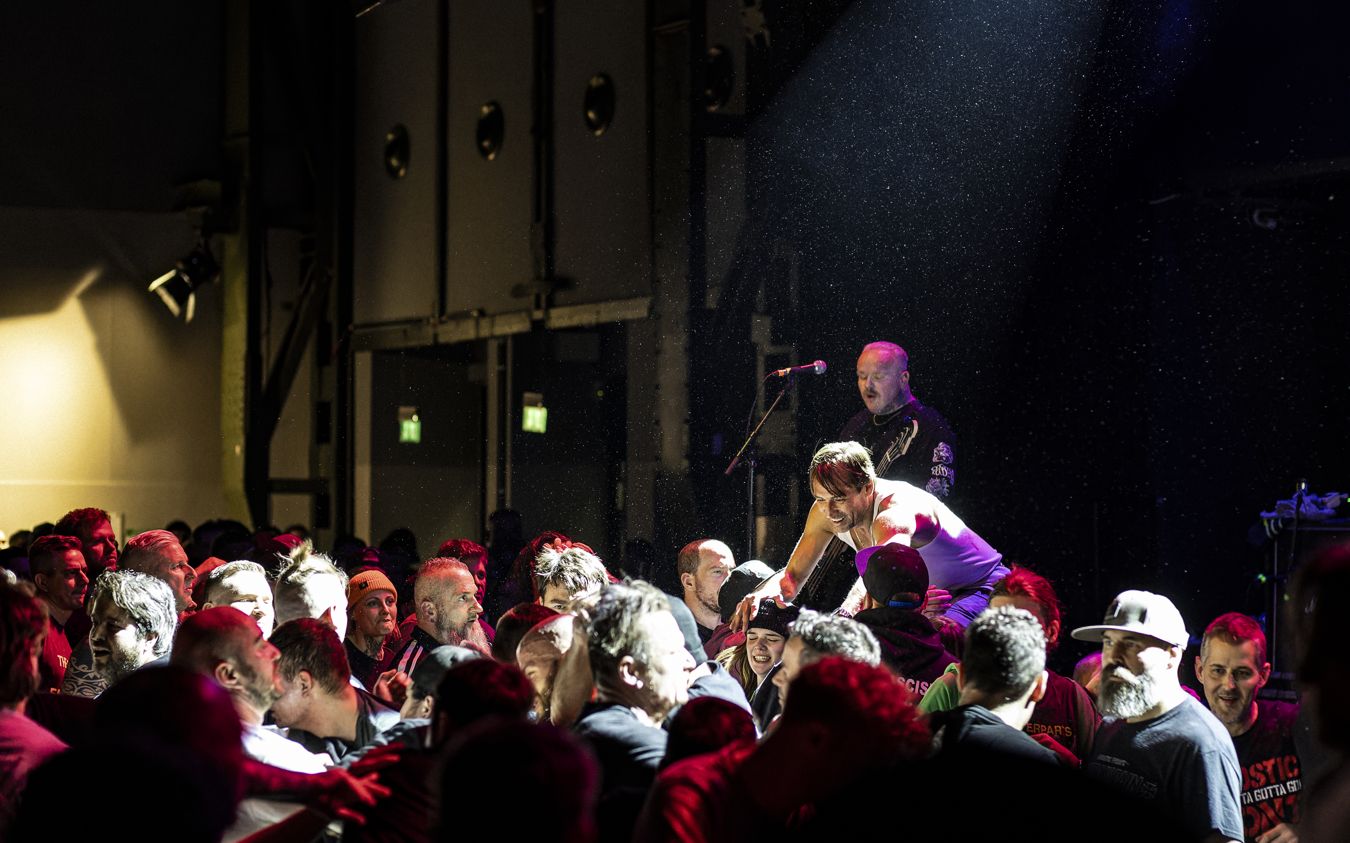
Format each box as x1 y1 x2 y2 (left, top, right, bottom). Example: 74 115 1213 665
445 0 536 316
352 0 442 324
552 0 651 306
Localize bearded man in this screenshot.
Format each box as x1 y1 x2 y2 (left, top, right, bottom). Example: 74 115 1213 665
1073 590 1243 843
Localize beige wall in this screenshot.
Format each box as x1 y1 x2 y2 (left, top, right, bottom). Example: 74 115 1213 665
0 207 237 539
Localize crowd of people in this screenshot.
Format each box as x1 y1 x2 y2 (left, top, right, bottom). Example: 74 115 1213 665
0 341 1344 841
0 480 1346 842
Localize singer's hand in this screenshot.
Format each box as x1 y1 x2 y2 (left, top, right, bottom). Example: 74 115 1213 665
731 571 787 632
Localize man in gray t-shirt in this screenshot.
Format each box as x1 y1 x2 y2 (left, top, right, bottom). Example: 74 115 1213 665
1073 590 1243 843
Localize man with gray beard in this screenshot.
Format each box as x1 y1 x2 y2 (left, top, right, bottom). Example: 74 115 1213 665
1073 590 1243 843
389 558 490 676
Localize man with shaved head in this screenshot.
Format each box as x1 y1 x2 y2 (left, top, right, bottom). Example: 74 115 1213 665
389 558 488 675
839 341 956 498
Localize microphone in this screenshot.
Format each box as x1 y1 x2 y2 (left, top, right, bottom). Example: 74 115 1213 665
769 360 827 378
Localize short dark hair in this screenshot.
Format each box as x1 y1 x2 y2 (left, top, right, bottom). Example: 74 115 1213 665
961 606 1046 700
436 538 488 567
28 535 83 578
809 442 876 497
1202 612 1267 666
54 507 110 541
271 617 351 694
0 582 46 705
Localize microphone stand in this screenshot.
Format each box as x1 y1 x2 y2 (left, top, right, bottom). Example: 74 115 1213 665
725 373 795 561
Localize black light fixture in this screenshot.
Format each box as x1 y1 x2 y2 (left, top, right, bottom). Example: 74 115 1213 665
583 74 615 136
476 101 504 160
148 238 220 323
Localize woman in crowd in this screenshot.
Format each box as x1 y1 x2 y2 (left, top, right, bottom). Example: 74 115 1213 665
716 599 798 702
344 569 401 689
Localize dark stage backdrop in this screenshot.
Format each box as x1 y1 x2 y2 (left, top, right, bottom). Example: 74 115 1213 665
688 0 1350 668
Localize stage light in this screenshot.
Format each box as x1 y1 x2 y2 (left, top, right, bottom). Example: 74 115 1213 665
147 239 219 323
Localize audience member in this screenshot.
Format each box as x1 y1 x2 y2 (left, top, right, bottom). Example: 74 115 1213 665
345 656 533 843
1073 590 1243 843
661 697 755 770
1074 650 1102 699
635 657 928 843
704 559 775 656
490 601 557 663
492 530 568 623
432 658 534 738
676 539 735 643
27 535 87 690
770 609 880 719
438 718 599 843
82 569 176 690
274 541 350 638
389 557 488 675
200 559 276 638
436 538 490 610
52 508 118 579
920 565 1100 759
574 580 695 797
120 529 197 614
270 618 400 763
716 598 796 703
852 543 956 696
400 644 481 721
485 508 525 591
666 594 749 716
172 607 331 773
930 605 1059 764
344 569 400 688
165 519 192 547
517 613 576 723
536 543 611 611
1195 612 1301 842
0 583 66 828
1291 543 1350 843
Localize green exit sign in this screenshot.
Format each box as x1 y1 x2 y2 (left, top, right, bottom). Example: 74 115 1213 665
522 405 548 434
398 406 421 443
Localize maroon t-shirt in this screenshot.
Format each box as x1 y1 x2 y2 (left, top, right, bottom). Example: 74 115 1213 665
1232 699 1301 841
38 614 72 693
1023 670 1101 761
